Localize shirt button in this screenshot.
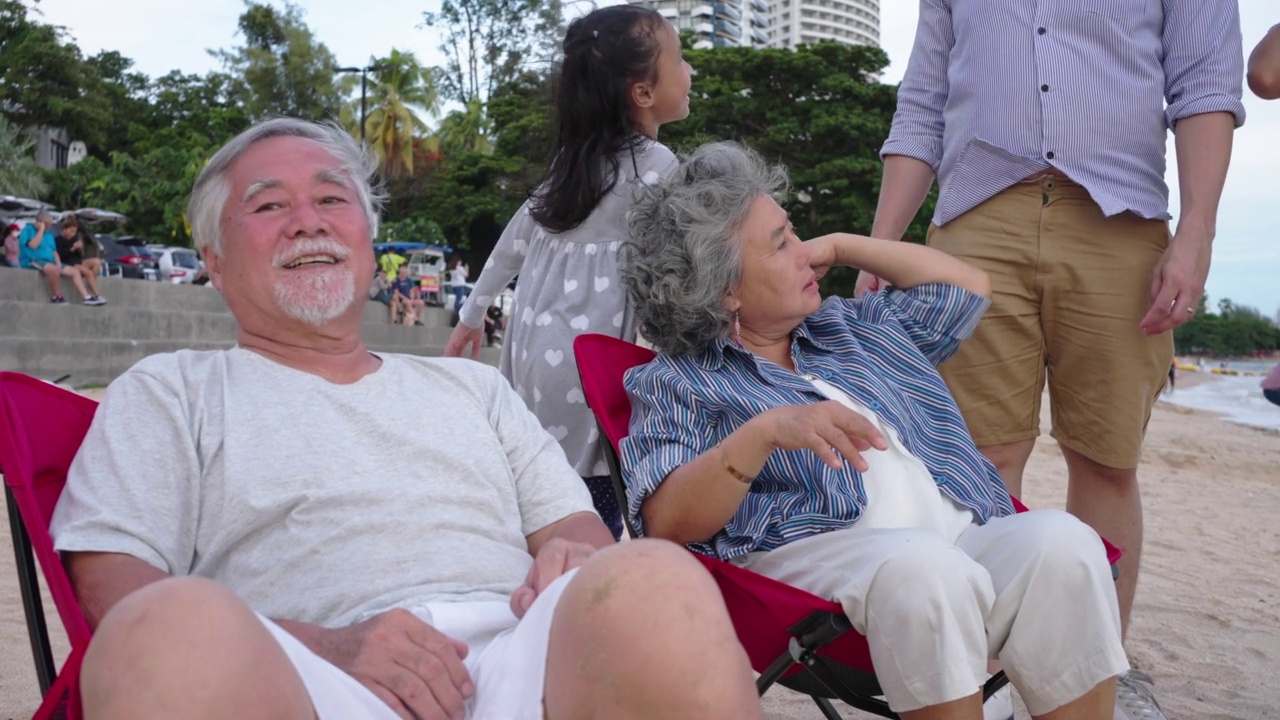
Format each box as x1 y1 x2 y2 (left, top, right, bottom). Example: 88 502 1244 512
1045 151 1055 160
1037 27 1046 35
870 401 882 411
1040 84 1049 92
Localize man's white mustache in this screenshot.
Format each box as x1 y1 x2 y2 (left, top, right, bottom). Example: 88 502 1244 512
273 238 352 267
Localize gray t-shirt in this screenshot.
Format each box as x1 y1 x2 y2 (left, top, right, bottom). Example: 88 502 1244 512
50 348 596 628
459 140 679 477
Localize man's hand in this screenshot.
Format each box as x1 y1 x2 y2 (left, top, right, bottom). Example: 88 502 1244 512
761 401 888 472
1139 229 1211 335
510 537 596 619
443 322 484 360
853 271 885 298
306 609 473 720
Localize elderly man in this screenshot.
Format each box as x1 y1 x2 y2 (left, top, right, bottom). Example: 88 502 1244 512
861 5 1246 717
50 118 761 720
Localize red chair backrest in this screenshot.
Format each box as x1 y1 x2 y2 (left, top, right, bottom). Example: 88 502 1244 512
573 334 656 453
0 372 96 651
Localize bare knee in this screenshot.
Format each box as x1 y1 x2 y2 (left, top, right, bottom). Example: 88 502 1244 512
84 577 252 688
1061 446 1137 487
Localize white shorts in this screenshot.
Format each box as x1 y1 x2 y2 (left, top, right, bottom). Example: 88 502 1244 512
259 570 577 720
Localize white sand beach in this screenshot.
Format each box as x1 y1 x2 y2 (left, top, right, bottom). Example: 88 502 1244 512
2 376 1278 719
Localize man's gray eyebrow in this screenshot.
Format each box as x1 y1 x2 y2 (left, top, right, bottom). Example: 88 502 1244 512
315 169 351 188
242 178 281 203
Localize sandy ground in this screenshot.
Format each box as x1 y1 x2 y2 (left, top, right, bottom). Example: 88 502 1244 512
2 377 1278 719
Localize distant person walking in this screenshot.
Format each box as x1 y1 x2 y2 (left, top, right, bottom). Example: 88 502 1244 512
1248 23 1280 99
444 4 692 540
863 3 1245 717
447 256 470 309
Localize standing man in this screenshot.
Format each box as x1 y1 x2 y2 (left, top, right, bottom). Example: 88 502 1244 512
1248 23 1280 99
861 3 1245 718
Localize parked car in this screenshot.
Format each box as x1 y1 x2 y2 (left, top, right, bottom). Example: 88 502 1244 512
99 235 160 280
152 247 202 284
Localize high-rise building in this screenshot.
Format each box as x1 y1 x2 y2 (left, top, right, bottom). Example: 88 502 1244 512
768 0 880 49
634 0 769 50
627 0 878 51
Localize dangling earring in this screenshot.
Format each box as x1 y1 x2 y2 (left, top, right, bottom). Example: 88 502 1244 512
732 310 743 349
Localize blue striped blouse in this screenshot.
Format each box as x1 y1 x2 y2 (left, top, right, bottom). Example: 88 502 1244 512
882 0 1247 226
620 284 1016 560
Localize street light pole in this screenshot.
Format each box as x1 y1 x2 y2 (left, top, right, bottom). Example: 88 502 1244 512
335 63 390 145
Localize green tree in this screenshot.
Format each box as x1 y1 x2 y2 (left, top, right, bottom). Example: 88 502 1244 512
1174 295 1280 356
428 98 494 156
661 41 926 296
0 115 47 196
343 49 440 177
422 0 565 106
212 1 349 121
0 1 106 148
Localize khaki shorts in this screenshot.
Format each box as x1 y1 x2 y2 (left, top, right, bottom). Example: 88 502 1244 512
927 176 1173 469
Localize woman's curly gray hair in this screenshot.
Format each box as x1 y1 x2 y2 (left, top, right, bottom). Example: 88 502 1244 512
622 141 789 356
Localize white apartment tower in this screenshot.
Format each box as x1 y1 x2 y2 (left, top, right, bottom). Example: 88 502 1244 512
769 0 880 49
627 0 878 51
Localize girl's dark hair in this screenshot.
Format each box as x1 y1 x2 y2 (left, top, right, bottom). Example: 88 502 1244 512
529 5 666 234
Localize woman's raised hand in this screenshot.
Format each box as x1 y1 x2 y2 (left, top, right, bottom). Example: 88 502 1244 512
759 401 888 472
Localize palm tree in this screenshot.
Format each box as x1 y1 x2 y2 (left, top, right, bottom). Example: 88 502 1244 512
0 115 48 197
426 98 494 156
343 49 440 177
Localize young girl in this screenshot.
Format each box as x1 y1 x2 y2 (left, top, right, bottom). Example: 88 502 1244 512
444 4 691 539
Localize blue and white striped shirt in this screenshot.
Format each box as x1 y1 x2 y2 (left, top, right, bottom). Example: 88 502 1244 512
882 0 1247 226
620 284 1016 560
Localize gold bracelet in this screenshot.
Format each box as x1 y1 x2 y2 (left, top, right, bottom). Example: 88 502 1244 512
716 442 755 485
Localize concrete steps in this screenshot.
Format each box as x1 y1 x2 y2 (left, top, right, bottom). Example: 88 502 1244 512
0 266 497 385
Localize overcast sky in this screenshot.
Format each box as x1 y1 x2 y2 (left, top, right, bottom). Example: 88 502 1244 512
29 0 1280 316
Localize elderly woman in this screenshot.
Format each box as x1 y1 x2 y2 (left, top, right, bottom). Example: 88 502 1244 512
619 143 1127 720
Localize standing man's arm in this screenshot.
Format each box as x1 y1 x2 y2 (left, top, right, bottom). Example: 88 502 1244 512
1247 24 1280 100
860 0 953 296
1139 0 1246 334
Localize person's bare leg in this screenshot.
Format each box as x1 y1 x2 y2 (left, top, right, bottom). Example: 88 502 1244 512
978 439 1037 498
81 576 316 720
1061 446 1141 637
41 264 60 295
81 264 102 296
544 539 762 720
1032 677 1115 720
61 266 90 299
899 693 983 720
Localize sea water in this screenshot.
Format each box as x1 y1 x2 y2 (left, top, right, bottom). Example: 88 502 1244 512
1161 360 1280 432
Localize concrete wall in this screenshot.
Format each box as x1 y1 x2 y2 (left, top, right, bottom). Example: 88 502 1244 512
0 267 497 385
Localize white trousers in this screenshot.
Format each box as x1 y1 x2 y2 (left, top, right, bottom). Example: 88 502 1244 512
737 509 1128 715
259 570 577 720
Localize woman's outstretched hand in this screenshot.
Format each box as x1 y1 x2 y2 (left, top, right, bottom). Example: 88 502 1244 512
759 401 888 472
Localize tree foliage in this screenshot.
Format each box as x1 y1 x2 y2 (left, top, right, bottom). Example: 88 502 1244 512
0 114 47 196
341 49 440 177
422 0 564 106
1175 296 1280 356
211 1 348 122
660 40 933 296
0 0 107 147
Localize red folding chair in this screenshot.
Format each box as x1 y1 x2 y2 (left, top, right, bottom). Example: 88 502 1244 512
573 333 1121 719
0 371 95 720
